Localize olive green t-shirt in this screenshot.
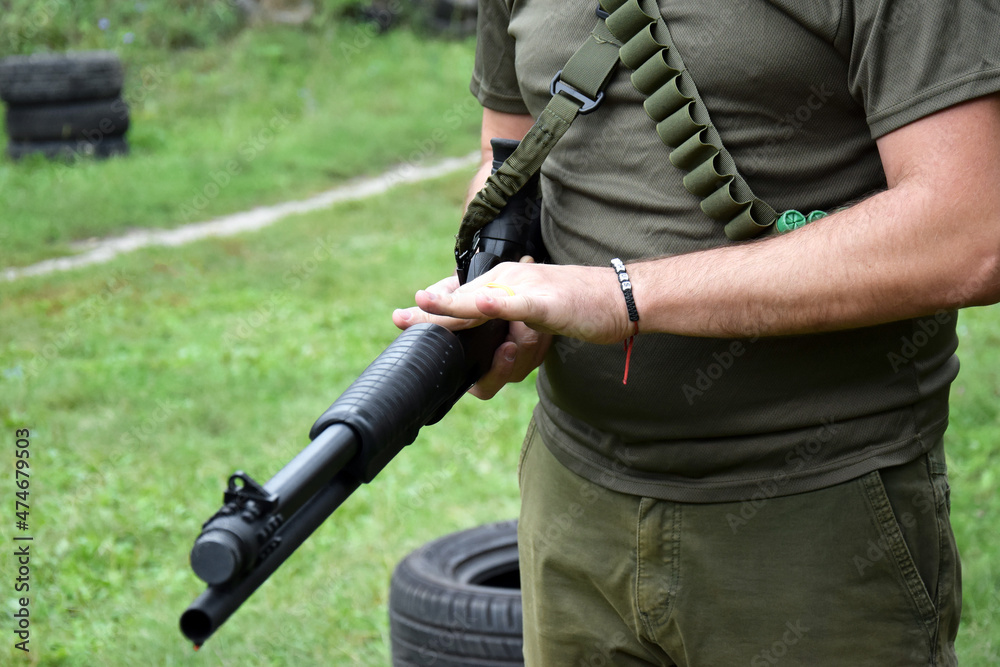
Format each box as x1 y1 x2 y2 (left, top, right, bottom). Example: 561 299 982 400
471 0 1000 502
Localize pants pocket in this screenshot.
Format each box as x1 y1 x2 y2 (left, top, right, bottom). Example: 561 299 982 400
862 441 962 665
861 468 939 628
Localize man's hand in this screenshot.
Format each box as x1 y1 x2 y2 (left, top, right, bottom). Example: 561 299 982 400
394 257 585 399
410 260 633 344
394 106 556 399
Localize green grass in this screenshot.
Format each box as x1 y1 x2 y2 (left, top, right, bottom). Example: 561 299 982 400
0 20 480 268
946 306 1000 664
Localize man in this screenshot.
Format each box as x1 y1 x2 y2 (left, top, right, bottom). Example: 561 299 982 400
394 0 1000 664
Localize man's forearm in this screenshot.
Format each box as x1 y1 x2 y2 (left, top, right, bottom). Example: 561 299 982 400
630 180 999 339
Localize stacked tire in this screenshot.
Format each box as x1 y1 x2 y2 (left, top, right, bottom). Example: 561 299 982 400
420 0 477 37
0 51 130 161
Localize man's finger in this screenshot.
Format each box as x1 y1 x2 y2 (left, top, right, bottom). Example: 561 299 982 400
473 292 539 324
425 274 460 295
391 305 480 331
415 287 530 322
468 341 516 400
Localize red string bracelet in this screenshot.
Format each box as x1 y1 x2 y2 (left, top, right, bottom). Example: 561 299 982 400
610 258 640 385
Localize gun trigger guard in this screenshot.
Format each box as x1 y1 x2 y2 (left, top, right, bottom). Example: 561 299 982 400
224 471 278 513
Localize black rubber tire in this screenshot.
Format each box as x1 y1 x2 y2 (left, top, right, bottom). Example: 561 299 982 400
5 98 129 141
0 51 124 104
389 520 523 666
421 0 477 37
7 136 129 161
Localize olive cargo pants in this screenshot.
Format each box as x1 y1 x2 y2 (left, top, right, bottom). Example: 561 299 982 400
517 422 961 666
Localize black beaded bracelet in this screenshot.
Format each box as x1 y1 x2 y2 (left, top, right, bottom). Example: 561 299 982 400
610 258 639 325
610 258 639 385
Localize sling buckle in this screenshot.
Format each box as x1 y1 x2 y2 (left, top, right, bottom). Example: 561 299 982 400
550 69 604 114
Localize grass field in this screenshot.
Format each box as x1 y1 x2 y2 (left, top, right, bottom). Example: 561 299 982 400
1 8 998 667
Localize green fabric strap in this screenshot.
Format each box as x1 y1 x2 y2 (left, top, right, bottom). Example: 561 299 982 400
454 20 622 266
600 0 778 240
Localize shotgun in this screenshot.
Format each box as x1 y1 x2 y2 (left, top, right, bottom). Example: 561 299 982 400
179 138 543 647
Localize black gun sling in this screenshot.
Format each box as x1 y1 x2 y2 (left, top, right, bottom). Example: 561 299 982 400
456 0 792 273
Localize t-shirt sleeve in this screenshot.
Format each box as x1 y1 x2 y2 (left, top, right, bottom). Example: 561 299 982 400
848 0 1000 138
470 0 530 114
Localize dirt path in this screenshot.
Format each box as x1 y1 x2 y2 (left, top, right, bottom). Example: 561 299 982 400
3 152 478 282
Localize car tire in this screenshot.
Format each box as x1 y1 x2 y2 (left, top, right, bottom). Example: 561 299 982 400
389 520 523 666
6 98 130 141
7 136 129 161
0 51 124 105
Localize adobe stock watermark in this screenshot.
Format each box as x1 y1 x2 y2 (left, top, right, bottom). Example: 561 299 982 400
527 476 602 554
875 0 924 34
888 261 999 371
551 319 604 363
681 340 749 405
886 309 953 372
4 0 67 52
577 631 630 667
750 619 810 666
682 0 753 61
409 609 477 667
179 109 294 221
390 410 507 522
392 435 491 521
527 446 639 553
521 424 641 558
886 258 1000 373
220 290 289 347
383 95 482 188
852 483 940 576
742 82 835 177
726 418 841 534
220 231 339 346
282 231 341 289
51 64 166 178
84 64 165 141
402 523 517 666
118 399 177 446
392 465 456 519
21 269 133 380
679 306 783 405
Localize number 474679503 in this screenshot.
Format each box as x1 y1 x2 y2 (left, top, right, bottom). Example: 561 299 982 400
15 429 30 531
